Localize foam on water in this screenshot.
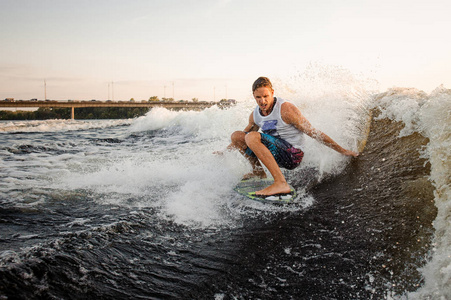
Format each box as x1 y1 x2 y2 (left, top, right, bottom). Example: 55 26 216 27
129 104 253 142
44 106 249 227
0 119 132 133
374 85 451 298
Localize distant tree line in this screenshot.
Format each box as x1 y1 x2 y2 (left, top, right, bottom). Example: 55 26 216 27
0 107 150 120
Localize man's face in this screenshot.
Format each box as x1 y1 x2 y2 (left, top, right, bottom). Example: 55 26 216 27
253 87 275 115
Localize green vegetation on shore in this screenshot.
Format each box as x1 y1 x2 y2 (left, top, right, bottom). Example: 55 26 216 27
0 107 150 120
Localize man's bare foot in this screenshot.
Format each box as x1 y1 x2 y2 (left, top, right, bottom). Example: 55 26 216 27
256 181 291 196
242 170 267 180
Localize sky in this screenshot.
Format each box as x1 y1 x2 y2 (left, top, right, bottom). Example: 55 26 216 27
0 0 450 101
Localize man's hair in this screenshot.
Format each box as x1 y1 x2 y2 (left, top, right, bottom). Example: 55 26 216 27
252 77 273 92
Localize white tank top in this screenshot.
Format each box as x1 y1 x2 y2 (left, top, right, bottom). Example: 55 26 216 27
253 97 304 149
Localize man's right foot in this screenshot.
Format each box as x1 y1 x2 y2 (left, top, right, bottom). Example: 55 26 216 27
242 171 267 180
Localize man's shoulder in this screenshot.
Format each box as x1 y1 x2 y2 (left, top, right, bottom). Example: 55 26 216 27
280 100 298 111
280 101 302 124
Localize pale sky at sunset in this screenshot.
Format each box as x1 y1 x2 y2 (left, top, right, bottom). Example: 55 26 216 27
1 0 450 101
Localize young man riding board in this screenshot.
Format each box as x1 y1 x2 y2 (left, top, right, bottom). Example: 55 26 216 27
224 77 359 197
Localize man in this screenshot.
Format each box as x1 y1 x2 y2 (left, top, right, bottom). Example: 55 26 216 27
224 77 358 198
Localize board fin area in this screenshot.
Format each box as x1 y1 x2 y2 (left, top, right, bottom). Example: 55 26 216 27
234 178 297 204
247 190 296 204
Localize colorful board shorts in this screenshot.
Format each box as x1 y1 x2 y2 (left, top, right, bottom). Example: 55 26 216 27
244 133 304 170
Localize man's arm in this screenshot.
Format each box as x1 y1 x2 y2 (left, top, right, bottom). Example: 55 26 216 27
281 102 359 157
214 113 259 155
243 112 259 132
224 113 258 150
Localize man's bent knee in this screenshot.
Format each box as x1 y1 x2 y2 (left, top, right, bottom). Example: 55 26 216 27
231 131 249 150
231 131 246 143
245 131 261 146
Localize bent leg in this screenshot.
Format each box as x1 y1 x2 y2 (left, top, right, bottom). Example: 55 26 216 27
245 132 291 195
229 131 266 179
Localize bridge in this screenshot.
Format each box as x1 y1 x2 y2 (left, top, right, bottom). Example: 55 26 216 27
0 100 230 119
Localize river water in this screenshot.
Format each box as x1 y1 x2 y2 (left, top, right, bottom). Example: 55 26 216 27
0 78 450 299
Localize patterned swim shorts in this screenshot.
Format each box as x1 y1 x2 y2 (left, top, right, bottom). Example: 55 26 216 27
244 133 304 170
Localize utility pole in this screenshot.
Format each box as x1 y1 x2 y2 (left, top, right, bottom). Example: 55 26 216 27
172 81 174 100
108 82 110 100
44 79 47 100
213 86 216 102
112 81 114 101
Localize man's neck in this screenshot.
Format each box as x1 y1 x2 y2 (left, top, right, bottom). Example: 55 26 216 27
260 97 276 116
